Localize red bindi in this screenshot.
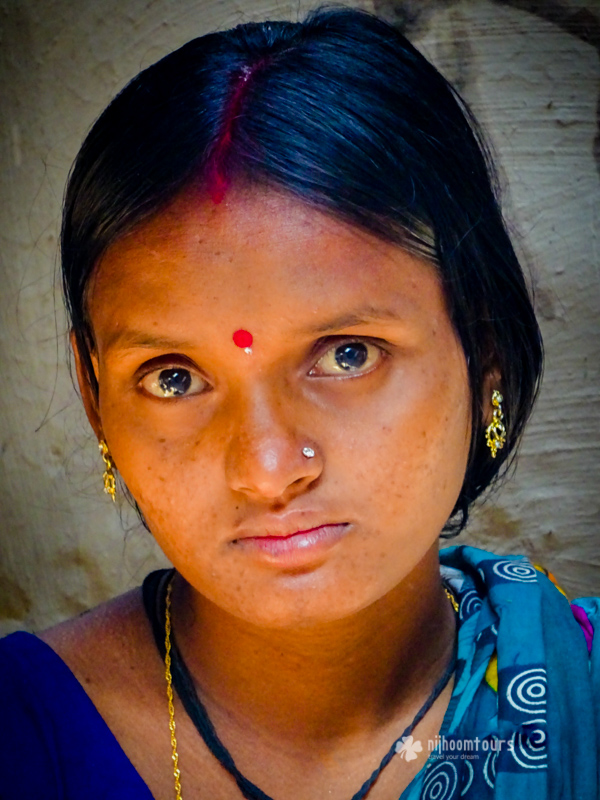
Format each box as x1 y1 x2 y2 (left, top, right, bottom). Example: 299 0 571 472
233 329 253 349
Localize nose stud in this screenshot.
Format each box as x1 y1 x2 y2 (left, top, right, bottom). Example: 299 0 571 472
302 447 315 458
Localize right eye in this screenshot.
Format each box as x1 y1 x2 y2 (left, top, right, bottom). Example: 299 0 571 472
139 367 207 399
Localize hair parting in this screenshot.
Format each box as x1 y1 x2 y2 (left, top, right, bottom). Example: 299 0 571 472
206 58 271 203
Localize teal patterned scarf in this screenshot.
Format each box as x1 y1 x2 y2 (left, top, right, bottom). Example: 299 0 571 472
401 546 599 800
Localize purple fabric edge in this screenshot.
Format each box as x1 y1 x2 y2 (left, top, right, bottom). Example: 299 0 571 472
571 603 594 654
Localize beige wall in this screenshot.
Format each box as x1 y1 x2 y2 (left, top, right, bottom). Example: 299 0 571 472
0 0 598 635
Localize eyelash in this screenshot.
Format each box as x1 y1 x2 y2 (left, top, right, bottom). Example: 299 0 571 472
137 338 389 399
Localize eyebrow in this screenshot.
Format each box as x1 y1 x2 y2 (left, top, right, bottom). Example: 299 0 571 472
300 306 408 335
103 330 199 353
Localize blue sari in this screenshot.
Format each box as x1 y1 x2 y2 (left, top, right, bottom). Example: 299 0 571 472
402 545 600 799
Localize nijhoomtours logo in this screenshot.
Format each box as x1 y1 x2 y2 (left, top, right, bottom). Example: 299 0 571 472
395 735 423 761
395 734 511 762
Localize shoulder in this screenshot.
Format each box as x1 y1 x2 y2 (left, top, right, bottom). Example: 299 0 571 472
0 587 146 689
0 586 158 722
38 586 165 717
40 587 150 677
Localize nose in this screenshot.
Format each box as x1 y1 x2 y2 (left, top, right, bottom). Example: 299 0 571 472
224 388 322 502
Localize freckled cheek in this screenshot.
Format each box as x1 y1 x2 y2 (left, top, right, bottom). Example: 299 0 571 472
99 392 236 540
329 392 437 477
103 411 224 532
331 365 469 516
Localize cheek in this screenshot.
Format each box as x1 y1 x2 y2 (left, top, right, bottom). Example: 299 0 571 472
100 406 221 535
333 353 470 525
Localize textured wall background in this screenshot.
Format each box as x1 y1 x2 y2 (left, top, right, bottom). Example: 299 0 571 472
0 0 598 635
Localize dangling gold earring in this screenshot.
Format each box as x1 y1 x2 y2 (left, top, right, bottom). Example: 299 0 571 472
485 390 507 458
98 440 116 502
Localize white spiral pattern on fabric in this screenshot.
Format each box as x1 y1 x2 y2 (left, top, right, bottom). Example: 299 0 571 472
509 720 547 769
459 589 482 621
506 668 547 715
460 759 474 796
422 761 458 800
483 747 499 788
492 560 538 583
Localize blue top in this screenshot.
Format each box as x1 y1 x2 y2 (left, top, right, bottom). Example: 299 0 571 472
0 546 597 800
0 629 153 800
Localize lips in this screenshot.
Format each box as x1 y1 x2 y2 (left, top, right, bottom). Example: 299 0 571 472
233 522 351 565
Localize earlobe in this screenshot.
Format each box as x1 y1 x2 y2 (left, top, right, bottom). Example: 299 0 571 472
70 330 102 439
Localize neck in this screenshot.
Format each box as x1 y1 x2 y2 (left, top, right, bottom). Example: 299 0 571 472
171 546 455 745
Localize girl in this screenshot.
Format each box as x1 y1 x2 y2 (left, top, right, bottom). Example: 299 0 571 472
1 7 597 799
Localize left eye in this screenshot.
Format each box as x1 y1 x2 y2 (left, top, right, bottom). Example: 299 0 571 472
309 341 382 376
140 367 207 398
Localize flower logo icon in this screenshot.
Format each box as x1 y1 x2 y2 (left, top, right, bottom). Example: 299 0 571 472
395 735 423 762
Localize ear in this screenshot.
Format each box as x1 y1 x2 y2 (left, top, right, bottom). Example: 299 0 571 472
70 330 102 440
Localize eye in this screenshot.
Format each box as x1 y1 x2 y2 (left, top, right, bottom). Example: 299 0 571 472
139 367 207 398
309 341 383 377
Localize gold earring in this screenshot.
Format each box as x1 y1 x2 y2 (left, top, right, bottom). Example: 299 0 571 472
485 390 507 458
98 440 116 502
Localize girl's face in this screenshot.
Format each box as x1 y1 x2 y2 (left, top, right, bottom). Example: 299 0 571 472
80 188 472 626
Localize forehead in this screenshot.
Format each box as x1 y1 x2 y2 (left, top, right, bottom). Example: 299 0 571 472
88 186 446 337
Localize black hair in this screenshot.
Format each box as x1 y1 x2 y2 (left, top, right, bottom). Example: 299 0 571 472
61 6 543 535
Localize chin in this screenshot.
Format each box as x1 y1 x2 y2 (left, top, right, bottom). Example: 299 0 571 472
211 569 388 630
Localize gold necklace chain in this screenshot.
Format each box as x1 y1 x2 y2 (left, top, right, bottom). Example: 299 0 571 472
165 580 183 800
444 585 459 613
164 579 459 799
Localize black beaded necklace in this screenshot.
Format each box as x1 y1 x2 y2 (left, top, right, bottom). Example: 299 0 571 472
143 569 457 800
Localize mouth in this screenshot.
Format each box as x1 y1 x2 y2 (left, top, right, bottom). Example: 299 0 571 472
233 523 351 565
